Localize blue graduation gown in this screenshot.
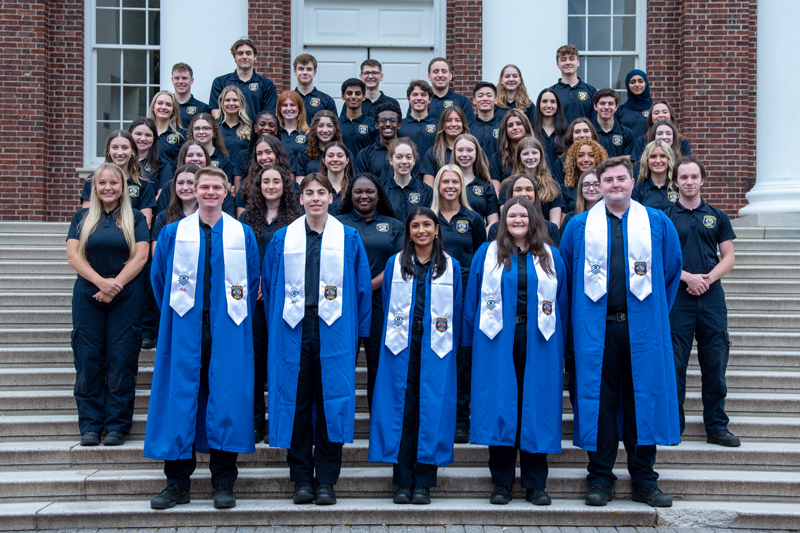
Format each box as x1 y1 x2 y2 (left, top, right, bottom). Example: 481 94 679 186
462 243 567 454
262 224 372 448
145 216 260 459
559 205 682 451
368 254 462 466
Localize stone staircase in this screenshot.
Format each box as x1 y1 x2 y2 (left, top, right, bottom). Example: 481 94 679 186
0 222 799 530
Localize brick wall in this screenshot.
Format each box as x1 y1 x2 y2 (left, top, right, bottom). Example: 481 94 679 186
647 0 757 216
447 0 483 95
248 0 292 93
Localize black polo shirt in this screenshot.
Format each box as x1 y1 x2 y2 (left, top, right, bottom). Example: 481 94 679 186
292 151 323 177
413 259 431 322
631 136 693 163
304 221 323 308
237 211 286 265
592 116 634 158
67 207 149 277
616 106 649 141
337 211 403 278
437 205 487 286
220 122 250 163
549 79 596 125
497 182 566 223
80 176 157 212
340 112 374 161
488 220 561 247
429 89 475 124
209 71 278 121
606 209 627 315
150 210 186 242
399 115 438 158
179 95 209 130
157 126 186 167
465 178 499 220
551 156 566 185
295 87 337 122
632 178 679 213
355 139 396 181
141 159 173 193
489 152 512 183
469 114 501 162
666 199 736 281
539 128 561 171
383 176 433 225
233 149 251 178
362 91 401 121
208 150 236 183
420 146 452 178
561 182 578 214
280 128 308 158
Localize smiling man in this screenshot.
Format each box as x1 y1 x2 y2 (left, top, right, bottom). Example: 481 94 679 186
549 44 596 124
426 57 475 124
356 103 419 181
339 78 374 160
591 89 634 158
208 38 277 121
294 53 337 122
171 63 209 129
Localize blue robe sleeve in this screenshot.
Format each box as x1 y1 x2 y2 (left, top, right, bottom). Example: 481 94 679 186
151 225 173 311
353 233 373 337
659 211 683 311
461 242 489 348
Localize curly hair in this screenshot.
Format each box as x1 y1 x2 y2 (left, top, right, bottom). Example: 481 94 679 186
241 135 292 208
244 165 301 241
305 110 343 160
563 139 607 189
338 172 398 219
187 113 229 157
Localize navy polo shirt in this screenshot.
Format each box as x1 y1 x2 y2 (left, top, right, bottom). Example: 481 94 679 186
233 148 250 178
337 211 404 279
561 182 578 214
497 184 567 223
616 106 650 140
592 116 634 158
539 128 561 171
469 114 501 162
465 178 499 220
488 219 561 247
295 87 337 122
219 122 250 163
141 159 173 193
292 151 323 177
631 136 693 163
209 71 278 120
157 127 186 167
280 128 308 157
208 150 236 183
420 146 452 178
437 205 487 286
80 176 157 212
666 199 736 281
67 207 149 277
150 210 187 242
549 79 596 125
237 211 286 265
429 89 475 124
489 152 512 183
399 115 437 158
354 138 421 182
632 178 679 213
495 102 534 123
340 112 375 161
551 156 566 185
383 176 433 225
178 95 209 129
362 91 401 122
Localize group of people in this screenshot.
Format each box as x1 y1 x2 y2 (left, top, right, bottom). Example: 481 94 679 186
66 40 739 511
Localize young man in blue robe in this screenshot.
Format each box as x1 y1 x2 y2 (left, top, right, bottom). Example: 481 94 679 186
560 156 682 508
147 167 260 510
262 172 372 506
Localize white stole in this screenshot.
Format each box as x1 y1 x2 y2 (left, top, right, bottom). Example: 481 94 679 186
282 215 345 328
583 199 652 302
384 253 454 358
169 211 248 325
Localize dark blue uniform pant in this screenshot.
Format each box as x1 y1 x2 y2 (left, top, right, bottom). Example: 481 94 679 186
253 301 268 434
670 284 731 435
489 322 548 490
393 320 438 488
456 344 472 431
165 317 239 490
141 258 158 341
360 294 384 412
586 320 658 489
71 277 142 434
287 315 344 484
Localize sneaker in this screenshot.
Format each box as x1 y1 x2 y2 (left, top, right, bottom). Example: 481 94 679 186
293 481 315 504
150 484 190 509
141 338 155 350
411 486 431 505
707 430 741 447
80 431 100 447
315 483 337 505
454 427 469 444
526 488 551 506
632 484 672 507
489 485 512 505
585 484 613 506
393 486 412 504
103 430 125 446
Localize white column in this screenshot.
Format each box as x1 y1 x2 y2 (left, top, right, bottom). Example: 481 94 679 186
737 0 800 225
159 0 249 106
482 0 568 95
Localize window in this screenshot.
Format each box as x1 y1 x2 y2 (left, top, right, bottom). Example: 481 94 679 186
567 0 645 104
86 0 161 164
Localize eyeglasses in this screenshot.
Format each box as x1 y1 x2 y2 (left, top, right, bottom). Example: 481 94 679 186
361 71 381 77
376 118 399 125
582 182 601 190
193 126 212 132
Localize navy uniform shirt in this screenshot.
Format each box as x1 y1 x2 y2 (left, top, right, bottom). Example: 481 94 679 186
141 159 173 194
497 183 567 222
295 87 337 122
399 115 437 158
561 182 578 214
67 207 149 277
80 176 157 212
209 71 278 121
179 95 209 129
488 152 512 184
219 122 250 163
666 199 736 286
362 91 401 122
429 89 475 124
150 210 184 242
606 209 627 315
157 181 236 218
329 188 344 216
592 116 634 158
420 146 452 178
437 205 486 287
280 128 308 158
632 178 679 213
337 211 403 279
631 136 692 163
487 219 561 247
469 114 501 162
495 102 534 124
292 151 323 177
539 128 561 171
340 112 374 161
208 150 236 183
549 79 596 125
157 126 186 167
616 106 649 141
465 178 499 221
356 138 424 182
551 156 566 185
383 176 433 225
237 211 286 265
233 149 251 178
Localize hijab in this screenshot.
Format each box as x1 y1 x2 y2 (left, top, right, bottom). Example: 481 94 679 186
620 69 652 112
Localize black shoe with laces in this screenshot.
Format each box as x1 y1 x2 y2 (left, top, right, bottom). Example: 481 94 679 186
489 485 512 505
103 430 125 446
585 484 613 506
411 486 431 504
150 484 190 509
293 481 315 504
707 429 741 447
632 484 672 507
526 488 552 506
315 483 337 505
393 486 412 504
213 483 236 508
80 431 100 447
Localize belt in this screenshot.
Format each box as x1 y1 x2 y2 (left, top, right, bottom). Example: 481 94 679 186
412 319 425 333
607 312 627 322
305 306 318 318
202 311 211 324
515 316 526 324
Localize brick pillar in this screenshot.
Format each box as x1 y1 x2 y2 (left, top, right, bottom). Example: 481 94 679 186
447 0 483 95
249 0 293 93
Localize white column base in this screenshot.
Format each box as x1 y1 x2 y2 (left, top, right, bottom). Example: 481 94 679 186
737 177 800 222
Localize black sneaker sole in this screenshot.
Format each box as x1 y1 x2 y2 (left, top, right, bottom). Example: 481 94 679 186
632 493 672 507
489 496 511 505
214 499 236 509
151 494 190 509
314 496 337 505
293 493 315 504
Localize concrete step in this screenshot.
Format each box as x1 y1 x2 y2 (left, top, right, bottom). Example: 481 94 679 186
0 223 70 234
686 369 800 392
0 293 71 309
0 234 67 247
725 295 800 313
0 328 72 345
723 279 800 295
0 276 74 291
0 346 151 366
734 251 800 266
0 310 71 326
705 348 800 369
0 261 72 276
733 238 800 252
0 247 68 261
727 264 800 279
728 330 800 349
728 312 800 330
682 391 800 416
0 367 152 390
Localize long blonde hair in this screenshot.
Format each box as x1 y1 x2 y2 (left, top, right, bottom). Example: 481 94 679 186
638 140 676 189
510 137 561 203
78 163 136 265
431 164 471 214
496 64 532 110
217 85 252 141
148 90 184 131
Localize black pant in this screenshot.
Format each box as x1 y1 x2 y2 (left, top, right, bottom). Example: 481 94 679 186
253 301 268 434
393 321 438 488
586 320 658 489
287 315 344 484
71 277 142 434
456 344 472 431
360 295 384 412
488 322 548 489
164 317 239 490
141 259 158 341
670 284 731 435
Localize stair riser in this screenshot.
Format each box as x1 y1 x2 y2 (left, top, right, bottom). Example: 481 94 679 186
0 235 67 247
723 282 800 295
728 332 800 349
725 298 800 312
0 264 73 275
0 279 75 291
0 330 72 345
0 312 71 326
734 240 800 252
727 267 800 279
0 370 152 390
735 253 800 265
0 249 68 261
0 294 71 308
728 315 800 330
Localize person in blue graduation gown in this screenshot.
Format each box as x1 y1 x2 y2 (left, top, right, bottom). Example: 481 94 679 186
369 207 462 505
559 156 682 509
262 173 372 506
463 197 567 506
146 167 260 510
